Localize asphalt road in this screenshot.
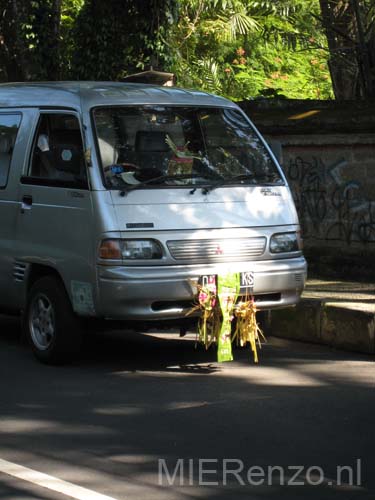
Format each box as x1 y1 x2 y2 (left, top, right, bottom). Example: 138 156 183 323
0 314 374 500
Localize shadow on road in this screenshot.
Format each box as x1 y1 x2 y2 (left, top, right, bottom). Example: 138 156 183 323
0 313 374 500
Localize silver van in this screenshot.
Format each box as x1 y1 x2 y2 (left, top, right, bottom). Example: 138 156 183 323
0 82 307 363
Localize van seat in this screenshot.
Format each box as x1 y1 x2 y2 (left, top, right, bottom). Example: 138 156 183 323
50 129 84 179
98 138 119 168
135 130 170 170
135 131 170 152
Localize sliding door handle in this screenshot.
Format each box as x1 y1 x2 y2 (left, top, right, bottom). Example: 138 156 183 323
21 195 33 213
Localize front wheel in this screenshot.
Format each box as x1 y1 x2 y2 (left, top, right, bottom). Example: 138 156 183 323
23 276 83 364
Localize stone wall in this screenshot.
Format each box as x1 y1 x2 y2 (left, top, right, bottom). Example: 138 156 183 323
277 136 375 247
240 99 375 276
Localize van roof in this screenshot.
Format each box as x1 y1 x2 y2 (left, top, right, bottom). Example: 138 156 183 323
0 81 234 111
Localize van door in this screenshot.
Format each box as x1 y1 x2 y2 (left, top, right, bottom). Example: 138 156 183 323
0 111 23 310
15 110 96 315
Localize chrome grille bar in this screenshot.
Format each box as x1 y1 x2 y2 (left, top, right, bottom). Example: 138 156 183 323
167 237 266 261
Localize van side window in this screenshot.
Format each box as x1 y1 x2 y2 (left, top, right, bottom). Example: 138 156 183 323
0 114 22 188
28 113 87 188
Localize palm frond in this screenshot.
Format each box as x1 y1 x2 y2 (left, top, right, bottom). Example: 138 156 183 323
228 11 260 36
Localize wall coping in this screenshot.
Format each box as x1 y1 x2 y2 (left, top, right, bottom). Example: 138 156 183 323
266 134 375 145
239 99 375 135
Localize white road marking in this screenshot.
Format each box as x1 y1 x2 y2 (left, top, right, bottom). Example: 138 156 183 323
0 458 119 500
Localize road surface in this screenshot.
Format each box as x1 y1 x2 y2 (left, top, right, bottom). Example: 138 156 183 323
0 314 374 499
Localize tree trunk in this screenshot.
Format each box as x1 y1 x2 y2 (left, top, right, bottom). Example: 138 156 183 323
319 0 375 99
351 0 375 98
47 0 62 79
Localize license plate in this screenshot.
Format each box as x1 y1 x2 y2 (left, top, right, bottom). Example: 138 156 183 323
240 271 254 292
198 274 217 291
198 272 254 293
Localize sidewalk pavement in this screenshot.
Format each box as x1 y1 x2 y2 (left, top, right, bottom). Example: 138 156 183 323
270 278 375 354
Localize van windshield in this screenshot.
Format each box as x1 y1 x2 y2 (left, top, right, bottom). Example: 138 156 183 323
93 106 283 190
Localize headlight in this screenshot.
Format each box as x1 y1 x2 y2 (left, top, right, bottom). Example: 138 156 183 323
270 232 299 253
99 239 163 260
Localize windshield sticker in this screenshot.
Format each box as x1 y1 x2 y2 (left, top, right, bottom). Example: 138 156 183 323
110 165 125 174
61 149 72 161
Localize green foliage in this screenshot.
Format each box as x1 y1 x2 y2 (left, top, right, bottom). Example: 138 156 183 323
25 0 63 80
0 0 177 81
70 0 177 80
60 0 84 76
168 0 334 99
0 0 77 81
0 0 335 99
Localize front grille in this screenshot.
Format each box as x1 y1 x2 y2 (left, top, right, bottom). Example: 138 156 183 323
167 237 266 262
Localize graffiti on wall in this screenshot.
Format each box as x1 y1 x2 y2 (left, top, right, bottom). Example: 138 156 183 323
286 155 375 244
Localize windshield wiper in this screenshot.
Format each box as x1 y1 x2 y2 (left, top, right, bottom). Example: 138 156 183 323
202 173 283 194
119 173 206 196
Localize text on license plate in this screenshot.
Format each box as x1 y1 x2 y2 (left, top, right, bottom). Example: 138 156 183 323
199 272 254 292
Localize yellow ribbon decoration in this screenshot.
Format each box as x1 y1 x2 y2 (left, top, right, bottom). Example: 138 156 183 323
233 298 266 363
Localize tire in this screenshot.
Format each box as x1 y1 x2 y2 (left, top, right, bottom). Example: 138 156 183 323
23 276 83 365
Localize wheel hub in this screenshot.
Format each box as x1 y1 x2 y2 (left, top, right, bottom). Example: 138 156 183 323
29 294 55 351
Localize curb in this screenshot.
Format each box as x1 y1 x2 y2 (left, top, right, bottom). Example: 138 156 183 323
270 299 375 354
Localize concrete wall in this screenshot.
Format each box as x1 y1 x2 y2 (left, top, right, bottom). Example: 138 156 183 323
276 135 375 247
240 99 375 274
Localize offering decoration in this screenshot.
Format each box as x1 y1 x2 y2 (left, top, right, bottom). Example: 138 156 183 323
188 272 266 363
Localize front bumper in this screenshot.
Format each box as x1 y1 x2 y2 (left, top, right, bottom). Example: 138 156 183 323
95 256 307 321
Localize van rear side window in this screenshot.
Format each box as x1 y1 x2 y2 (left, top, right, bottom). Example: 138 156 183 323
0 113 22 188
